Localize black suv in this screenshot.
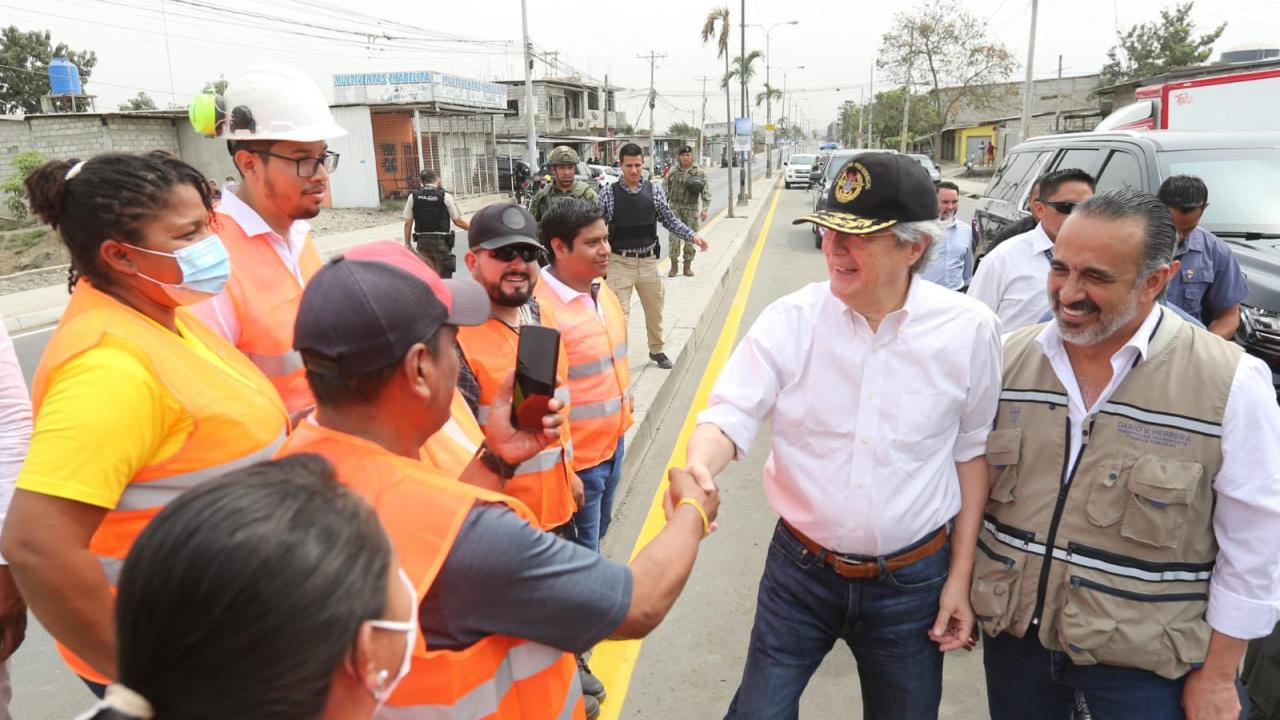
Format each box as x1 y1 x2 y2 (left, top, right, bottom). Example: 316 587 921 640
973 130 1280 392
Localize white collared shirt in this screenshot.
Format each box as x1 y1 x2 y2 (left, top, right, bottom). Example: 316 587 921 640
540 269 603 320
698 277 1003 554
1036 307 1280 639
968 223 1053 331
192 184 313 343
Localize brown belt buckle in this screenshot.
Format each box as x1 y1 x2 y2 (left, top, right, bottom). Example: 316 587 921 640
828 554 877 580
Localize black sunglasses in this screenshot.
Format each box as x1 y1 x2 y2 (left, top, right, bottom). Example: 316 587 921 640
485 245 543 263
1041 200 1078 215
254 150 340 178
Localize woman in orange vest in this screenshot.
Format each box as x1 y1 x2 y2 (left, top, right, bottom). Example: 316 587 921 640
534 199 634 553
76 455 416 720
455 203 582 531
0 153 289 695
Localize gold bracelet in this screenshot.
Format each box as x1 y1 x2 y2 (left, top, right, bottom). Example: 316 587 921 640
676 497 710 537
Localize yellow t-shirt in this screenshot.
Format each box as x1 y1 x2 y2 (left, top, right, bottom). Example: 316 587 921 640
17 318 253 509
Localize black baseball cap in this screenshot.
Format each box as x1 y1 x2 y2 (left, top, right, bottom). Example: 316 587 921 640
467 202 543 251
294 242 489 377
794 152 938 235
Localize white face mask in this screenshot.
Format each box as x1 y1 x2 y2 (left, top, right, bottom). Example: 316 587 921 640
366 569 418 706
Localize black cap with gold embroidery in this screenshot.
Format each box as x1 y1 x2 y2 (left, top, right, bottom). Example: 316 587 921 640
793 152 938 235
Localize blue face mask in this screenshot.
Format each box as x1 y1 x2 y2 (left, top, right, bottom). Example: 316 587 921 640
127 234 232 305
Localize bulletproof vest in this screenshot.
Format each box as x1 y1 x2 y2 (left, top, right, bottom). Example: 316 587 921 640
412 186 450 233
609 181 658 251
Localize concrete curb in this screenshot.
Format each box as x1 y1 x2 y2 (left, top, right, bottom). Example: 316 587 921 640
612 172 780 515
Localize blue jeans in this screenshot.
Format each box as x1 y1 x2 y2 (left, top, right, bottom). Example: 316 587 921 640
569 438 624 552
983 628 1187 719
725 520 950 720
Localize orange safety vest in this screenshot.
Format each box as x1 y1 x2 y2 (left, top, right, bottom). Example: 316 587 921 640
455 303 578 530
214 209 322 418
420 389 485 475
32 281 288 683
276 423 584 720
533 280 633 470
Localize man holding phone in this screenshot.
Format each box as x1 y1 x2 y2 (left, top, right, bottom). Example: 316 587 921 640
455 202 582 537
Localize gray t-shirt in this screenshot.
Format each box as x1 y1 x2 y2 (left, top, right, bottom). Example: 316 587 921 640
420 503 633 654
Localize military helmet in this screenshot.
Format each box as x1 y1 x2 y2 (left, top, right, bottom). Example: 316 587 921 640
548 146 580 166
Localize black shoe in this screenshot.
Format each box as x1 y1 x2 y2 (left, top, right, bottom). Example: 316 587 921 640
578 654 606 699
584 694 601 719
649 352 673 369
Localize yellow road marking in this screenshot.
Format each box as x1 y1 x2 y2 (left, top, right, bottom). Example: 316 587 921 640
592 180 783 720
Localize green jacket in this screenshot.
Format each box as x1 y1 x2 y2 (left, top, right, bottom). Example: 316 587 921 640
664 165 711 208
530 181 599 220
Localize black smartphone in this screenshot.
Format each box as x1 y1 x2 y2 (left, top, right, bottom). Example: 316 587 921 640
512 325 560 432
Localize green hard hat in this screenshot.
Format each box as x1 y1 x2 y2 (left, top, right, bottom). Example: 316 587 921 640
548 146 580 166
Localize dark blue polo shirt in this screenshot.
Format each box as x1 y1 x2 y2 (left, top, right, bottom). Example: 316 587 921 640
1164 227 1249 325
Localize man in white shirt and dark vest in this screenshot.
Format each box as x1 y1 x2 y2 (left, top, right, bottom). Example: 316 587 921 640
683 153 1003 719
973 187 1280 719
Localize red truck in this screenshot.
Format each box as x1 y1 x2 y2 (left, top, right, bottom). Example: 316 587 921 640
1096 67 1280 131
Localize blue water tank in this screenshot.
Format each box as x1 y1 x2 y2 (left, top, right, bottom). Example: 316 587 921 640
48 57 83 96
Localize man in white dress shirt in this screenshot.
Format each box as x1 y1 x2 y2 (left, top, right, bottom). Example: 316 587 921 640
684 153 1003 719
968 168 1095 331
973 188 1280 720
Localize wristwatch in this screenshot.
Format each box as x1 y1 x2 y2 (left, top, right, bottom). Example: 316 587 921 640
475 442 518 481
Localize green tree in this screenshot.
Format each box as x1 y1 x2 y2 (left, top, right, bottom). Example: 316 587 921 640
667 121 698 138
877 5 1016 156
866 88 940 151
202 74 229 95
754 83 781 109
701 7 734 164
0 26 97 114
1101 2 1225 86
1 150 48 219
118 91 157 111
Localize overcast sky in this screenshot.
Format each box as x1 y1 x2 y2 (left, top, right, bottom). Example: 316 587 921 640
7 0 1278 134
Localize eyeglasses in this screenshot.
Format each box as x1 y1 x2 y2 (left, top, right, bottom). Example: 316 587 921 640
254 150 340 178
1041 200 1077 215
485 245 544 264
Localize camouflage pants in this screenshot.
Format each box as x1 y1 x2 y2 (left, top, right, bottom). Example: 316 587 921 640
413 232 457 278
670 205 700 264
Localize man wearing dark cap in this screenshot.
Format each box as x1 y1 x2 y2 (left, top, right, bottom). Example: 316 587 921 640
681 153 1003 719
453 203 582 537
663 145 711 277
278 242 721 720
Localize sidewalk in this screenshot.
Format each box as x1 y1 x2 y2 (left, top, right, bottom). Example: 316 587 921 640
938 162 993 199
0 191 508 334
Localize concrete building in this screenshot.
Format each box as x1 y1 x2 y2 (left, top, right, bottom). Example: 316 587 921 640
0 111 185 185
494 77 627 164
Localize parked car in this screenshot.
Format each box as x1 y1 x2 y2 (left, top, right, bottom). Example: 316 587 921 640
908 153 942 184
973 129 1280 392
588 164 619 187
784 153 817 189
808 148 876 248
495 155 531 191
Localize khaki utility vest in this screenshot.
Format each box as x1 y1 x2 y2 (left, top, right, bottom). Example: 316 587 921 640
971 310 1242 679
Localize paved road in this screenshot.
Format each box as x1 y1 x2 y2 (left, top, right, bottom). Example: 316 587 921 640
4 154 773 718
595 187 984 719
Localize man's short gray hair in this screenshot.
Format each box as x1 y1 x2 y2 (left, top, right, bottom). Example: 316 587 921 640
1074 187 1177 280
891 219 944 275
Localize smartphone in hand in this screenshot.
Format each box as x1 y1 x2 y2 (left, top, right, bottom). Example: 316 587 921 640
512 325 560 432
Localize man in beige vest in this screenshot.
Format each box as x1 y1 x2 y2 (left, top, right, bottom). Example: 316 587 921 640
973 187 1280 719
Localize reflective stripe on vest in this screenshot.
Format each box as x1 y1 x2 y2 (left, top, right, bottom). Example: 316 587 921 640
378 643 582 720
567 342 627 380
476 386 571 426
982 518 1215 583
243 349 305 378
114 431 286 512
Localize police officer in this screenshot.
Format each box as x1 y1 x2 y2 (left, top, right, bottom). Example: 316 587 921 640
403 169 469 278
663 145 711 277
529 146 598 221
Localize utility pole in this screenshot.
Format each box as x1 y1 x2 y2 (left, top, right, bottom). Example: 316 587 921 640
737 0 748 206
857 87 865 148
603 74 610 163
1054 54 1063 133
1018 0 1039 145
899 28 914 154
637 51 667 165
867 64 876 149
520 0 538 169
697 75 714 165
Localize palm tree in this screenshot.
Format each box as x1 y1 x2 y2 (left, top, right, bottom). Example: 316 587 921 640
754 83 781 109
701 7 734 179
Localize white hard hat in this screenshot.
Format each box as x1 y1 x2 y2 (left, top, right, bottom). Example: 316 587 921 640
192 63 346 142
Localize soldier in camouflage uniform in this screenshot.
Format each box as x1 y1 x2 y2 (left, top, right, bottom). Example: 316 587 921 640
529 146 598 221
663 145 711 276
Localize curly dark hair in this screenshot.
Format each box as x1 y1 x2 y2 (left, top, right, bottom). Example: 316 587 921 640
24 151 214 293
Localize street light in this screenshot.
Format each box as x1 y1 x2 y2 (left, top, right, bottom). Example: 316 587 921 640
777 65 804 150
746 20 799 180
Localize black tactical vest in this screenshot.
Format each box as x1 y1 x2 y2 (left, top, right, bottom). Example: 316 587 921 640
609 181 658 251
411 186 450 233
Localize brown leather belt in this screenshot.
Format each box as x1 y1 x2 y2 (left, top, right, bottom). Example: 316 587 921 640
781 520 948 580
